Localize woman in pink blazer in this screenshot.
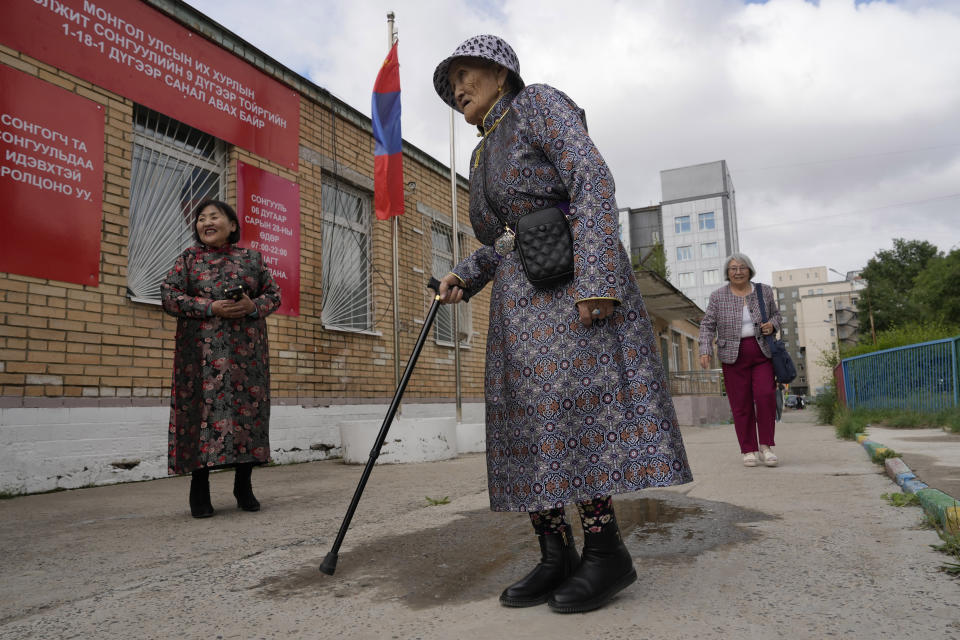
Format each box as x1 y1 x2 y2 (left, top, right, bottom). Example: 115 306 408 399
698 253 782 467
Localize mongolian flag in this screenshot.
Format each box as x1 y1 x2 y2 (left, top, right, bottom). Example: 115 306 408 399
372 42 404 220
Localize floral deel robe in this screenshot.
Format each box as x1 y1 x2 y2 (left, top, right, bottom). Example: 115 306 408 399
451 84 693 512
161 244 280 475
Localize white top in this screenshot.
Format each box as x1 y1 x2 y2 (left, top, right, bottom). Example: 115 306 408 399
740 285 756 337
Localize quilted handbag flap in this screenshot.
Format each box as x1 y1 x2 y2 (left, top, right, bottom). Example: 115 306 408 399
515 207 574 289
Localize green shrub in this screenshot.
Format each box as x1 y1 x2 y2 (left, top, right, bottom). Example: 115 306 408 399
832 408 863 440
841 322 959 358
816 385 839 426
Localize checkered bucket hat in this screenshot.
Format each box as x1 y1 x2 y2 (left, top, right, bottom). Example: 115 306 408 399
433 34 524 111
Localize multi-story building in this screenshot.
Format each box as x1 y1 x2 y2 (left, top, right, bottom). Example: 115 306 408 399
772 267 862 396
661 160 739 311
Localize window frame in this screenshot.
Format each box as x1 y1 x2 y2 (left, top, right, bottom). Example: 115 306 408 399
430 219 472 347
126 107 226 305
320 178 375 333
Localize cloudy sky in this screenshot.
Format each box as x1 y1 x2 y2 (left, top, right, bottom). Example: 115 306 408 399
187 0 960 283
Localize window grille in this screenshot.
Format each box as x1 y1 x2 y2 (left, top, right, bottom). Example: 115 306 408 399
321 178 373 332
127 107 225 303
698 211 715 230
677 245 693 261
431 220 471 345
674 216 690 233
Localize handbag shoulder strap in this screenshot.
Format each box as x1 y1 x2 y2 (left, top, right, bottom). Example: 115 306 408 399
754 284 778 349
480 144 511 232
480 119 571 232
755 283 768 322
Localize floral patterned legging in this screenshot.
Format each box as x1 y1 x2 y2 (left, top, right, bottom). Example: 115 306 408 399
529 495 614 535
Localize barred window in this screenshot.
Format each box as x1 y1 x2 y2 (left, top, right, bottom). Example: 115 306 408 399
321 179 373 332
127 107 226 303
431 220 471 345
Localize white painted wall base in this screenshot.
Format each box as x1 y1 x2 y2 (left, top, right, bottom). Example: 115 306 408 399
672 395 732 426
456 422 486 454
339 417 458 464
1 397 724 495
0 402 485 495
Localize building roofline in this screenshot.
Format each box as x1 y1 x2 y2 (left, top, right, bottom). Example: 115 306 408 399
144 0 468 188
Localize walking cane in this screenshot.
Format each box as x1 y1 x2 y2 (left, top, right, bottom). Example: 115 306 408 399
319 277 445 576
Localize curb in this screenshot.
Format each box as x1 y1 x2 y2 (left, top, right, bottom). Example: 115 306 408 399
855 430 960 535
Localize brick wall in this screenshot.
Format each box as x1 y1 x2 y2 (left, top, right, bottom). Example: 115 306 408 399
0 30 488 493
0 45 488 408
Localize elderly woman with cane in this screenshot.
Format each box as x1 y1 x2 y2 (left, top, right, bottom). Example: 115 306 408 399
434 35 692 613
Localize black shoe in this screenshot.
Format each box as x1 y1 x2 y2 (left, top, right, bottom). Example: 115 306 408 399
547 521 637 613
233 463 260 512
500 524 580 607
189 468 214 519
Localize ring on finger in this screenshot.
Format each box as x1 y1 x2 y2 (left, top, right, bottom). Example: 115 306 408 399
591 308 601 317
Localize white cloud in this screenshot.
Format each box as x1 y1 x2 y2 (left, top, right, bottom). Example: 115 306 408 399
185 0 960 283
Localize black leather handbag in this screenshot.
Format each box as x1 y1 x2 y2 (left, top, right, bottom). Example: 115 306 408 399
482 154 574 290
756 284 797 384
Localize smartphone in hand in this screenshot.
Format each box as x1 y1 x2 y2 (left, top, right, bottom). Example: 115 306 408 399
223 285 245 301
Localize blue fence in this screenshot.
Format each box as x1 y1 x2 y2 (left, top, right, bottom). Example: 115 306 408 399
840 336 960 413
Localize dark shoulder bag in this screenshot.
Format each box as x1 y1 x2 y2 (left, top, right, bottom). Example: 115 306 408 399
756 284 797 384
482 150 574 290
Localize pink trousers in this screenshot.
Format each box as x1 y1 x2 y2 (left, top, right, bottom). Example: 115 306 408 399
722 337 776 453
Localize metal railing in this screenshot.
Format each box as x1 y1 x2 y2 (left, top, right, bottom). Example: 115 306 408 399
668 370 725 396
840 336 960 412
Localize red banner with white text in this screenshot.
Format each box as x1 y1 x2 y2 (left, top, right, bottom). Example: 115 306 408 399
236 161 300 316
0 65 104 285
0 0 299 169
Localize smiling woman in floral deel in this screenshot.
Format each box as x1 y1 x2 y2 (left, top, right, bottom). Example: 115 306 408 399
161 199 280 518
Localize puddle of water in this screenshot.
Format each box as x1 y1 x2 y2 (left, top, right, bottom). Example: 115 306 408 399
253 490 772 609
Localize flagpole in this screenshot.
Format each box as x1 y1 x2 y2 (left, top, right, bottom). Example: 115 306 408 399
449 109 462 422
387 12 401 403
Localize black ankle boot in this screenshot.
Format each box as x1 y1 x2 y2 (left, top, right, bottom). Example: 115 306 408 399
500 524 580 607
189 468 214 518
233 463 260 512
547 519 637 613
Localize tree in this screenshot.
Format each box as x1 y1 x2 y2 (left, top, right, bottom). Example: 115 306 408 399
858 238 940 334
633 242 669 280
911 248 960 324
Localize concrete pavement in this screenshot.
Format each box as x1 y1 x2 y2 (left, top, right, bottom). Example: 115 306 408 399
1 412 958 640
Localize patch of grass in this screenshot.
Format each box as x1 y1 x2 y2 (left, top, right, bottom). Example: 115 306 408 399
831 406 960 440
833 408 862 440
931 531 960 576
425 496 450 506
882 492 920 507
870 447 901 464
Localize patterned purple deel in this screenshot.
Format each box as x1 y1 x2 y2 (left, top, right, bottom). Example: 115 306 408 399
450 84 693 512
